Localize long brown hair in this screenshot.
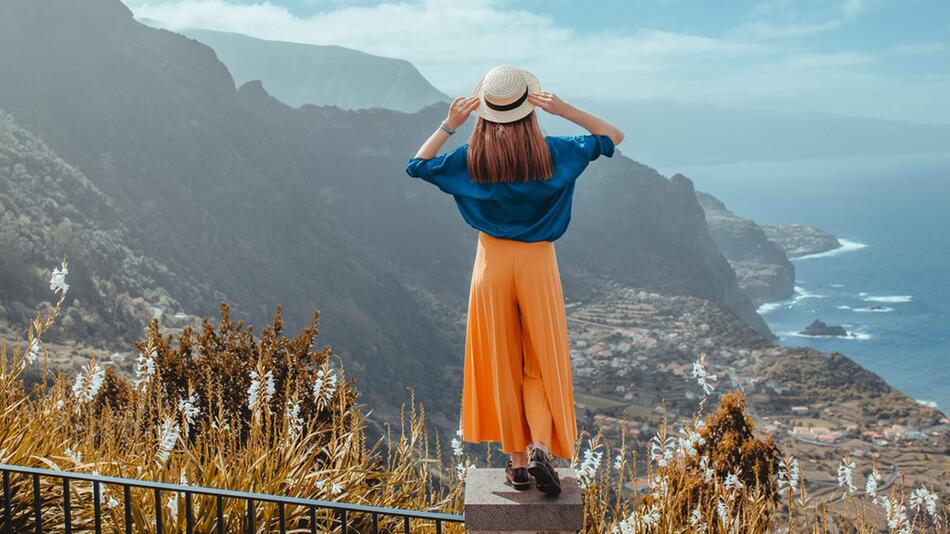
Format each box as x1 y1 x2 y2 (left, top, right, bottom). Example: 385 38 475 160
467 110 553 183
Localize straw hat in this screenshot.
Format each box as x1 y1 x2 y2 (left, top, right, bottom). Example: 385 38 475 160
472 64 541 124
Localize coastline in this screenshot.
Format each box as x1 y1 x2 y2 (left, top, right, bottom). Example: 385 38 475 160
754 236 944 412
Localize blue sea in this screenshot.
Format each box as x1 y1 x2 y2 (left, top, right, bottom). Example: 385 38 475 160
660 152 950 413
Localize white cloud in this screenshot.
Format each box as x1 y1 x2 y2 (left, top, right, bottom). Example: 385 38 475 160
734 0 884 41
888 42 950 56
123 0 950 123
736 19 842 39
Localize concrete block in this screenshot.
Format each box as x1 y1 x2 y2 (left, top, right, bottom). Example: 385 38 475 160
463 468 583 533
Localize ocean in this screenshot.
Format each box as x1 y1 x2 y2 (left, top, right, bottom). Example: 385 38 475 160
660 152 950 412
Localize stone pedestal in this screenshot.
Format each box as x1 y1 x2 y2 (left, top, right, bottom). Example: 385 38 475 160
463 468 583 534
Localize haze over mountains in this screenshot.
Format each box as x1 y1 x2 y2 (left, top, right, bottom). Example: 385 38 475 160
168 26 950 166
175 27 450 113
0 0 773 430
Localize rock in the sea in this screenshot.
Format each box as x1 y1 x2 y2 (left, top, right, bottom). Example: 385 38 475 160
762 224 841 258
800 319 849 337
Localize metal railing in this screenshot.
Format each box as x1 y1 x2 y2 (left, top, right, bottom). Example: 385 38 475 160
1 463 464 533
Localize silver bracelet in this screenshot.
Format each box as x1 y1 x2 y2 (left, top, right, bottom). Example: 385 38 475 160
439 121 456 135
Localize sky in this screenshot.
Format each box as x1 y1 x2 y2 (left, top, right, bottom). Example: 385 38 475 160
124 0 950 124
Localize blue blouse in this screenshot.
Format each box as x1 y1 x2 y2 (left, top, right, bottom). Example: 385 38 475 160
404 134 615 242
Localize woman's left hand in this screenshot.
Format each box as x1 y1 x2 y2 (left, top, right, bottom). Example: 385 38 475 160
445 96 480 129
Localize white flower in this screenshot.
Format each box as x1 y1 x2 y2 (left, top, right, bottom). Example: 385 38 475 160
699 455 714 482
166 495 178 522
263 369 275 402
331 482 342 495
723 471 744 491
49 265 69 296
312 368 338 407
247 370 261 411
691 355 717 395
315 479 326 490
133 350 156 388
284 400 303 434
778 456 800 498
836 457 856 494
156 417 180 467
641 505 659 528
24 339 41 368
689 505 706 532
650 433 675 467
716 498 730 527
87 365 105 398
177 393 200 433
910 486 937 518
864 470 881 498
64 448 82 466
71 373 85 399
455 461 476 479
451 425 465 456
613 453 623 470
880 496 910 533
649 475 669 500
613 515 634 534
676 427 704 457
210 416 230 431
72 364 105 403
576 440 603 487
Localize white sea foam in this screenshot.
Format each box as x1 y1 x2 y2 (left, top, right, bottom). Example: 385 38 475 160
783 330 872 341
793 286 825 301
837 305 852 310
862 295 913 304
830 283 845 288
793 239 868 260
916 399 939 409
757 302 784 315
853 306 895 313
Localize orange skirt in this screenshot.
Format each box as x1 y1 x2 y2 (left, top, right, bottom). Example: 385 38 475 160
461 231 577 461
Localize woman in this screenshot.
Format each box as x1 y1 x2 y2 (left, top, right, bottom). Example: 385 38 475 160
405 65 624 495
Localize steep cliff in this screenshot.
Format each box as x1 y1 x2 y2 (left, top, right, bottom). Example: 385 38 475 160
696 190 795 305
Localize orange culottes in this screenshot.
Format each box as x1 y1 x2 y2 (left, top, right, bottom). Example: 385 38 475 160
461 231 577 461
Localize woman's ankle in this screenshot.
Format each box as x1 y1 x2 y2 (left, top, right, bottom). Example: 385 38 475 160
510 451 528 468
530 441 550 454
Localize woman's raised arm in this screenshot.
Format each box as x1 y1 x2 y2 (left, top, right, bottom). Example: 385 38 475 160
527 91 624 146
413 96 480 159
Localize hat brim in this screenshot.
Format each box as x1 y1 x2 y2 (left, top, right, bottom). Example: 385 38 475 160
473 70 541 124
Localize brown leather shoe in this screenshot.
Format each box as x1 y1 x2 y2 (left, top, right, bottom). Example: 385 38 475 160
505 459 531 490
527 447 561 495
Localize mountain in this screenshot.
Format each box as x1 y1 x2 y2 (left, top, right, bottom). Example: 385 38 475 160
762 224 842 258
539 97 950 166
172 28 450 112
0 0 460 422
0 110 192 346
0 0 769 431
695 190 795 305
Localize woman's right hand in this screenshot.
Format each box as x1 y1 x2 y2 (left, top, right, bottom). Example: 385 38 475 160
528 91 570 117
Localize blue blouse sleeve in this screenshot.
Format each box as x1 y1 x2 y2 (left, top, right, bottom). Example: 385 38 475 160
405 144 469 194
570 134 616 161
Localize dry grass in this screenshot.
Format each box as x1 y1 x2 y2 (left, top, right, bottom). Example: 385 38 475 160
2 260 948 532
1 261 464 532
